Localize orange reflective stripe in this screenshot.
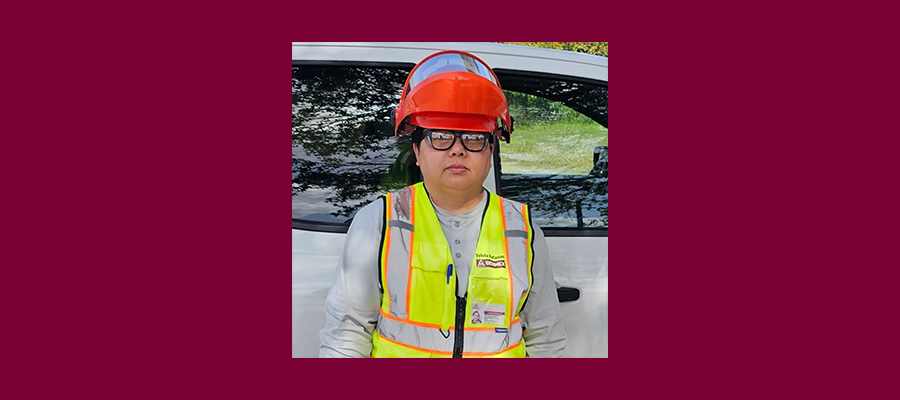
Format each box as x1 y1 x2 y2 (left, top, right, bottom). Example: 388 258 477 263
522 204 530 279
381 308 442 329
522 204 530 239
376 331 453 356
522 204 529 234
406 186 416 318
382 193 393 313
463 340 522 357
498 199 514 327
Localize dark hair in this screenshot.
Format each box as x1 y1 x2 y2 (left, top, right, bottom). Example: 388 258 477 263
410 127 426 149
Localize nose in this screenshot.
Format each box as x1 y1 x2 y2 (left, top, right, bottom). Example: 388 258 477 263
449 135 467 157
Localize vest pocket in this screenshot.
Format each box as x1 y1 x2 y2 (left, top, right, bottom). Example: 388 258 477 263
404 232 455 325
407 264 447 324
407 240 452 324
466 275 511 328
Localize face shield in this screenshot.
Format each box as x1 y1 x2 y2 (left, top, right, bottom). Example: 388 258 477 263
406 52 499 94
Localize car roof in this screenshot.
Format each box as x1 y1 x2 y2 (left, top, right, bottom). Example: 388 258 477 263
291 42 607 83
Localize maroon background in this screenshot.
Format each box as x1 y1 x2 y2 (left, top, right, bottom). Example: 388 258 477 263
7 6 850 399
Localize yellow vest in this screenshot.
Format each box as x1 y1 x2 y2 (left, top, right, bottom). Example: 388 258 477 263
372 183 534 358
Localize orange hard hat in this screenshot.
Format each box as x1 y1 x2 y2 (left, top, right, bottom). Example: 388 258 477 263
392 50 513 142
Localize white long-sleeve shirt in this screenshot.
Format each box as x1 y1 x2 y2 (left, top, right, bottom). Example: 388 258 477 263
319 191 566 357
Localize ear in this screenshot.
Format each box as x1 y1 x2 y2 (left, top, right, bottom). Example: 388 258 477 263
412 141 421 163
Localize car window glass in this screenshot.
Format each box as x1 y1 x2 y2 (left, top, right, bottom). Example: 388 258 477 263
292 66 413 224
497 77 608 229
293 65 608 232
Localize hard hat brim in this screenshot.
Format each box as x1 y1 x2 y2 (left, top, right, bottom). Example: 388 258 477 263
408 112 498 133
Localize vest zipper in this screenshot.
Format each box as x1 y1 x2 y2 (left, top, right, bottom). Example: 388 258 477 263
453 294 465 358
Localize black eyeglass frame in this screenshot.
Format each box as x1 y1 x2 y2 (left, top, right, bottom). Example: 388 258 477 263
422 129 492 152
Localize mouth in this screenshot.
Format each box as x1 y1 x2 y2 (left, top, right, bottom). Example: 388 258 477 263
445 164 469 173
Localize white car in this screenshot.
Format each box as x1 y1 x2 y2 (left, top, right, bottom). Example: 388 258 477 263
292 42 608 357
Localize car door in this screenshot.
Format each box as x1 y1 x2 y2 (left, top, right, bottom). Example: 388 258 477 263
292 43 608 357
492 71 608 357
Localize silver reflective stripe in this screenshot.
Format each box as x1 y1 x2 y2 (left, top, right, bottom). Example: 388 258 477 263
377 313 523 354
502 199 531 316
391 186 413 224
504 230 527 238
502 199 526 232
464 324 522 354
388 220 414 232
386 187 413 319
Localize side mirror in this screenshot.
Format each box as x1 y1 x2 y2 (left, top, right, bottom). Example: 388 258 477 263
593 145 608 166
590 146 608 177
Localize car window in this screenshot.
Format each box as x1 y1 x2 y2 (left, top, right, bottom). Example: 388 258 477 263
496 76 608 231
292 66 414 226
292 65 608 232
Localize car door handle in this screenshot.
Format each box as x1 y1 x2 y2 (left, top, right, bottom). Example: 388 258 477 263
557 286 580 302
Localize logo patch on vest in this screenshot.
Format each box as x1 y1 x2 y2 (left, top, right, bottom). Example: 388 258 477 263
475 258 506 268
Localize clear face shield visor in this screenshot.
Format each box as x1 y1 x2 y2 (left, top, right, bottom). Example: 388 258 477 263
406 52 499 94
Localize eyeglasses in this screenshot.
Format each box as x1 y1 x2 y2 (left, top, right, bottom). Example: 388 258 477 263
423 129 491 152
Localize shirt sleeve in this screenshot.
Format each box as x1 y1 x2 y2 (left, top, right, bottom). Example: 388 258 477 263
520 225 568 357
318 200 384 358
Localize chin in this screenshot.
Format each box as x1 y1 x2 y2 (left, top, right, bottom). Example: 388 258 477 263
441 177 483 191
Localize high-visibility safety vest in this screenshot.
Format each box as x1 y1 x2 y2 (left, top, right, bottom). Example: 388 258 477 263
372 183 535 358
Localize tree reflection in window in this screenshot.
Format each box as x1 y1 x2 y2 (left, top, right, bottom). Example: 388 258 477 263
292 66 414 224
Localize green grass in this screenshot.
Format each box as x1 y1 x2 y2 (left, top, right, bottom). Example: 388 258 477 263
499 120 607 174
